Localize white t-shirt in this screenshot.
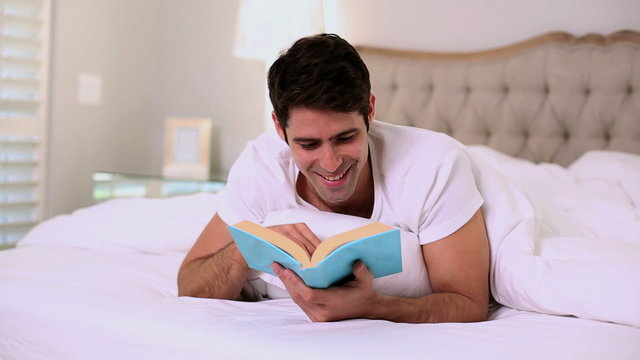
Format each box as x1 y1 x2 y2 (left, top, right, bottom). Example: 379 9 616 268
219 120 483 298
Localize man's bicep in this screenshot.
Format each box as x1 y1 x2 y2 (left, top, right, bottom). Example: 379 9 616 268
421 208 490 304
181 213 234 268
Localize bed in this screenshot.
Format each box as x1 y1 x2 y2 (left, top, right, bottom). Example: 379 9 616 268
1 31 640 359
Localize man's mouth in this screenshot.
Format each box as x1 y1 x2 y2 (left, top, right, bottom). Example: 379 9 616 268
321 170 347 181
317 165 351 182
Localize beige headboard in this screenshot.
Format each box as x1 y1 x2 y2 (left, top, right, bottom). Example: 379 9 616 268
358 30 640 165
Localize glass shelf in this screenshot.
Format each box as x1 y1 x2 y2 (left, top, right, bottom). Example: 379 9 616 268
92 171 226 203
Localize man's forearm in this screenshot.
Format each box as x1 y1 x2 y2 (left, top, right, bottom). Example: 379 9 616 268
366 292 488 323
177 242 249 299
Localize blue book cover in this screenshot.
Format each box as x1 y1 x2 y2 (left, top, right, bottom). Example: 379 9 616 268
228 221 402 289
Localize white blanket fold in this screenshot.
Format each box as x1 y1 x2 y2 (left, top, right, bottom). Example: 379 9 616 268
469 147 640 327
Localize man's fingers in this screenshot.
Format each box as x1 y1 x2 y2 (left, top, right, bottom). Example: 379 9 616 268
353 261 370 277
269 223 321 255
284 223 321 255
271 262 284 275
292 223 322 246
272 262 303 290
272 263 303 299
280 230 315 255
287 232 317 255
342 261 373 288
272 262 327 304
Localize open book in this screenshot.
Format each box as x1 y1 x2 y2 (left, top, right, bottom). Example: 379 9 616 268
228 220 402 289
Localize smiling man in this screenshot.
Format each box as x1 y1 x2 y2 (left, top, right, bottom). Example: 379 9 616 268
285 107 373 217
178 34 490 323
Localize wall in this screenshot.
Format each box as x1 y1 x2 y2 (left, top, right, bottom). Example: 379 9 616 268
334 0 640 51
47 0 264 218
48 0 161 217
151 0 264 178
46 0 639 218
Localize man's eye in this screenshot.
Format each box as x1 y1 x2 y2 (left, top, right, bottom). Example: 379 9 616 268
336 135 355 143
300 143 318 150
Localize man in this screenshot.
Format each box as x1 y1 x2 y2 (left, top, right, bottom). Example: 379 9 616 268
178 33 490 323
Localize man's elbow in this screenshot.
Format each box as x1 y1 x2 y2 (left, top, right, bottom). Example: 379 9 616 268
176 271 196 298
470 305 489 322
177 268 241 300
176 263 215 299
466 297 490 322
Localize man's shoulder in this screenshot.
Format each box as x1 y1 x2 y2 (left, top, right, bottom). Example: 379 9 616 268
372 119 461 143
220 130 296 225
228 130 293 184
240 129 291 162
370 121 468 165
247 129 287 149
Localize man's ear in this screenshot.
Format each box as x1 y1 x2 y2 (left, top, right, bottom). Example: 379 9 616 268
272 111 287 143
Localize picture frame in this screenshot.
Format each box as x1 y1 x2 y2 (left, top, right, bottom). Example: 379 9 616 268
162 117 212 180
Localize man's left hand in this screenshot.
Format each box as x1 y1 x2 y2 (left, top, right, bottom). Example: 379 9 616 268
271 261 378 322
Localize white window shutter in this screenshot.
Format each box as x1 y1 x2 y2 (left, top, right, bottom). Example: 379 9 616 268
0 0 51 248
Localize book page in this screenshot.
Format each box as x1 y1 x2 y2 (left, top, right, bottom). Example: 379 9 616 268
310 222 392 267
232 221 312 267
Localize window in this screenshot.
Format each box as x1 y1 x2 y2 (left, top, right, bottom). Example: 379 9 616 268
0 0 51 248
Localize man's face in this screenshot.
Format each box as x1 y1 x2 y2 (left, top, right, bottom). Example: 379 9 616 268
274 104 373 208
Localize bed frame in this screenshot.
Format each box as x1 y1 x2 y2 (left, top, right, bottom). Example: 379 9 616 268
358 30 640 165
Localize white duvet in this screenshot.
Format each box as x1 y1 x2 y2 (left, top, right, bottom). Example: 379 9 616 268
1 146 639 359
468 148 640 327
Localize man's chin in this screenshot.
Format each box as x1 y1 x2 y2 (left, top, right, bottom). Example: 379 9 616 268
318 190 352 205
309 179 355 205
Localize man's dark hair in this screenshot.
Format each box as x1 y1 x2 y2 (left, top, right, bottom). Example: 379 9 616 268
267 33 371 139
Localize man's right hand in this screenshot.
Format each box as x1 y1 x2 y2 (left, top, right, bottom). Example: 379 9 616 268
267 223 322 256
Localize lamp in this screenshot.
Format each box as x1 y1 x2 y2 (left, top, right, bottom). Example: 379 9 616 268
233 0 325 131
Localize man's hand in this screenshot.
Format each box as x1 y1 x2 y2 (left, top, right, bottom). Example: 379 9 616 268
272 261 378 322
268 223 322 256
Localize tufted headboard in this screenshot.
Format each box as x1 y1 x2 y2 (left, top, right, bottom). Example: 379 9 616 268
358 30 640 165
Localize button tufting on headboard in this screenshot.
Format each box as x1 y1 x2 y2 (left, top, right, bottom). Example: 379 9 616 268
359 30 640 165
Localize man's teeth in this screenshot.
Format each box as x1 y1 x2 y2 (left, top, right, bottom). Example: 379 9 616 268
322 171 346 181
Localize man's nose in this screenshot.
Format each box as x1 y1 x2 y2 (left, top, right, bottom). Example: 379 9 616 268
320 145 341 172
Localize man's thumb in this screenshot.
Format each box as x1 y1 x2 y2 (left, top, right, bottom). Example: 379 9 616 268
353 261 371 279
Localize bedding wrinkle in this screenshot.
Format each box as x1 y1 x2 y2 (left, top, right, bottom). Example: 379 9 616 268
466 146 640 327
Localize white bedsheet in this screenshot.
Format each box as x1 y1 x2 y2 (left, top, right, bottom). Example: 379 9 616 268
1 246 639 359
1 148 639 359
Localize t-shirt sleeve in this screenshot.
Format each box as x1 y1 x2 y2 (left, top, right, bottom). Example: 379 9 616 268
217 144 265 226
217 133 296 226
417 149 484 245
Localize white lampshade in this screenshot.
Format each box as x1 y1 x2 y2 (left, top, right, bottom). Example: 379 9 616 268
233 0 328 132
233 0 325 64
